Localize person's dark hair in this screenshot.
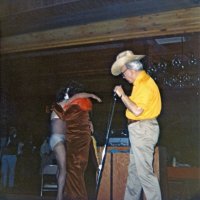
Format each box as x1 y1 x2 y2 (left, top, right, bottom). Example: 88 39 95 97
67 80 84 97
56 87 68 102
56 80 85 102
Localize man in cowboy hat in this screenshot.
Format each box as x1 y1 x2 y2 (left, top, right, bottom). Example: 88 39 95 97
111 50 162 200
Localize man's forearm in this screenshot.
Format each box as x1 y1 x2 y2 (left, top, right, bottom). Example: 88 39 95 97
121 94 143 116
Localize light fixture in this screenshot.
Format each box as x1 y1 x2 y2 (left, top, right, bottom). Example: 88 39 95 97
172 55 182 68
155 36 186 45
188 53 198 66
171 36 185 69
157 58 167 73
146 35 199 89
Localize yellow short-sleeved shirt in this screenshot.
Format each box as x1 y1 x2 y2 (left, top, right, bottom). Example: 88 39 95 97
126 70 161 120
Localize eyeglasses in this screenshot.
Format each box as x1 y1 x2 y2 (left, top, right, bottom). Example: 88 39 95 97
121 68 128 77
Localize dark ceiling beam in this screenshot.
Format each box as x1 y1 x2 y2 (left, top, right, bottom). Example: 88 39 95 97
1 7 200 54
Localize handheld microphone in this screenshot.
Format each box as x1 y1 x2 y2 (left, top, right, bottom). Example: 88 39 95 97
113 92 120 100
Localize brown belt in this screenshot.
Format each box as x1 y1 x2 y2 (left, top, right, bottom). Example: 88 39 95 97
128 119 140 125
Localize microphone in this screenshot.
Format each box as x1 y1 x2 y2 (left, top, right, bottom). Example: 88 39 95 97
113 92 118 98
113 92 120 100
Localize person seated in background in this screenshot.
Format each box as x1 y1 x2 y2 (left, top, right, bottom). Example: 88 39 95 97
40 136 55 171
15 137 40 192
50 82 102 200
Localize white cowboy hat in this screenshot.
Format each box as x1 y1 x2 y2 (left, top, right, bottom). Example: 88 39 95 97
111 50 145 76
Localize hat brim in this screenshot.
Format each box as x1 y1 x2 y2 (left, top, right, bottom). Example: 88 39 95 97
111 54 145 76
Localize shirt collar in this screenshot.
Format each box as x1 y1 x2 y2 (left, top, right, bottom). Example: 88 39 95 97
134 70 146 86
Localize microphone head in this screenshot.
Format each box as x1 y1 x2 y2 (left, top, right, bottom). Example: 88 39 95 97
113 92 120 100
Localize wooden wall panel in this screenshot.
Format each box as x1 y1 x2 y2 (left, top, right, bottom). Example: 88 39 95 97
1 33 199 168
112 153 129 200
1 7 200 53
97 147 159 200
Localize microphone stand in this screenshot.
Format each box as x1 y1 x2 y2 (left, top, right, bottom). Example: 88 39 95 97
95 93 118 199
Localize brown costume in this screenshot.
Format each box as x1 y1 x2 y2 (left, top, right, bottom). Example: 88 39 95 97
53 98 95 200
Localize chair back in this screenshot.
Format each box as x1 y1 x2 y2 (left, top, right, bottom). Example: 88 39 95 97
43 164 58 175
40 164 58 196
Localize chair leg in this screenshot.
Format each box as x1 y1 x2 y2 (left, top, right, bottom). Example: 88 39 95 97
41 176 43 197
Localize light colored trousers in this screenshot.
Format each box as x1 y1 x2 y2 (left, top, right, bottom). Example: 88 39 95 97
124 119 162 200
1 154 17 188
